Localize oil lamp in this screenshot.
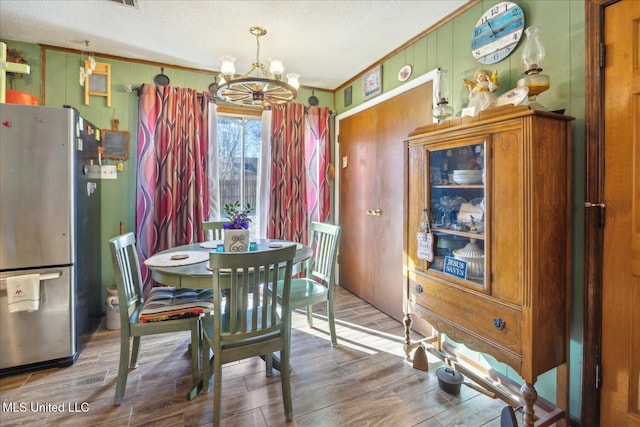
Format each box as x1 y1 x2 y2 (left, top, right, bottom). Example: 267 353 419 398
432 69 454 122
517 26 550 110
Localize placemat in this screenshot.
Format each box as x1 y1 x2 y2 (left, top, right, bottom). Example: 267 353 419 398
144 251 209 267
200 240 223 249
268 242 301 250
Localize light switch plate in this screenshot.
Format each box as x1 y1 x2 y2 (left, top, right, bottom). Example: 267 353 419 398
87 165 117 179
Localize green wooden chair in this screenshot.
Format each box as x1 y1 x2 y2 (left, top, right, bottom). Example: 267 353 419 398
202 221 226 241
277 222 342 346
108 233 213 405
201 245 297 424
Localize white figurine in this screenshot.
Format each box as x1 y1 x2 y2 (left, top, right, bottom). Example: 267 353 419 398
463 69 499 116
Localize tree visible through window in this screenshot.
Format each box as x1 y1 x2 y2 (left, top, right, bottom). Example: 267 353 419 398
216 114 261 237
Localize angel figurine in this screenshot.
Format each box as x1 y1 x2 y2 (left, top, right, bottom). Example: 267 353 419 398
464 69 499 115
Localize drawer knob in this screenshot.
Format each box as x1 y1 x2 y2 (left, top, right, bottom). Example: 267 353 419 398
493 317 506 330
415 285 424 294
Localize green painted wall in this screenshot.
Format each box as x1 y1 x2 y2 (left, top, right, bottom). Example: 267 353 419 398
334 0 585 418
1 0 585 418
1 39 333 312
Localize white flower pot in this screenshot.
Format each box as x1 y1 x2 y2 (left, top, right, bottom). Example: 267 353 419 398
224 229 249 252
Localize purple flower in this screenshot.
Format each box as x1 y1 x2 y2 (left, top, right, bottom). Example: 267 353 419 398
223 201 252 230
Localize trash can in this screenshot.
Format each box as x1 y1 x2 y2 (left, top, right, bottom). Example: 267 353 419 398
105 286 120 330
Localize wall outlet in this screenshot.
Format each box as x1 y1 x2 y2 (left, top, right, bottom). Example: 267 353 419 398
87 165 117 180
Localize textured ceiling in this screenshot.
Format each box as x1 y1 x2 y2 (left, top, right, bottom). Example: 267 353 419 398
0 0 469 90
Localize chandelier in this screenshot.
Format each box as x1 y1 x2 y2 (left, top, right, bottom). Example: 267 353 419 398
210 26 299 107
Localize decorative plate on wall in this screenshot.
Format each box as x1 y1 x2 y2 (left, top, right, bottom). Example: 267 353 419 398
398 65 412 82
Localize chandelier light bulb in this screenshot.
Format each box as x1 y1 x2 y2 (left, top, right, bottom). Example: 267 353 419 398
269 57 284 80
220 55 236 80
286 73 300 89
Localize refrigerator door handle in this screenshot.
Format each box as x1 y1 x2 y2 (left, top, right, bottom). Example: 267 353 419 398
0 271 62 289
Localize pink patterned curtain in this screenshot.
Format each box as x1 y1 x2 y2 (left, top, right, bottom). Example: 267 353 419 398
136 84 210 291
267 103 309 243
304 106 331 223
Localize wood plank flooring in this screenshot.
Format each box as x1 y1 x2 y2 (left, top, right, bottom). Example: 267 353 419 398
1 287 514 426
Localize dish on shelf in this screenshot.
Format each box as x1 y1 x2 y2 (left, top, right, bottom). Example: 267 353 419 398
453 175 483 185
452 169 483 184
452 239 485 278
453 169 483 174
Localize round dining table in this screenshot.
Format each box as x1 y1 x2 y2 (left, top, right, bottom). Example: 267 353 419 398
145 238 312 394
146 238 312 289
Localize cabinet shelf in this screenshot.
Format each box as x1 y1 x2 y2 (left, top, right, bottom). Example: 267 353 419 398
433 228 485 240
432 184 484 189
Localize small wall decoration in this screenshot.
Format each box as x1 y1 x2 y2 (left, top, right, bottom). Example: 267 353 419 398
102 130 129 161
84 60 111 106
398 64 412 82
344 85 352 106
101 118 129 161
0 41 31 103
362 65 382 100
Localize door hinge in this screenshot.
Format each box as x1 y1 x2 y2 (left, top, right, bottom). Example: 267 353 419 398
599 42 606 68
585 202 606 227
595 363 602 389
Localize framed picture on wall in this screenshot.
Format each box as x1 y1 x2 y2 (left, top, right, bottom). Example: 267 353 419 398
363 65 382 100
344 85 352 106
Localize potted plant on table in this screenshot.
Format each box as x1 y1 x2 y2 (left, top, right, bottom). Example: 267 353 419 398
223 201 252 252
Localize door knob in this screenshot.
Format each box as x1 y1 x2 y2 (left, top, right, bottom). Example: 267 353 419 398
373 209 382 216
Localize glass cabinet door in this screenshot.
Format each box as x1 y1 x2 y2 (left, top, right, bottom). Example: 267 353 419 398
427 138 487 289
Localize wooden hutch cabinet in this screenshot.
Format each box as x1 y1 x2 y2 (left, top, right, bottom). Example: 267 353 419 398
403 106 573 426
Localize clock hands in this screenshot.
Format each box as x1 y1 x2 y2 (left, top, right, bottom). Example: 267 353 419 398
486 20 497 36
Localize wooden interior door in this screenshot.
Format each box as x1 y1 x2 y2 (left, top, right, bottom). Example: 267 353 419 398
338 109 378 300
338 83 431 322
601 0 640 424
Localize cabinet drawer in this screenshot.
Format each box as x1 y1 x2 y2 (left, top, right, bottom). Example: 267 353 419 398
408 272 522 355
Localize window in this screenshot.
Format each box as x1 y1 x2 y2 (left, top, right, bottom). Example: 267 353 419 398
215 113 261 237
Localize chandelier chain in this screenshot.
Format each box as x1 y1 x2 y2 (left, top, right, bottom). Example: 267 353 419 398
255 33 261 67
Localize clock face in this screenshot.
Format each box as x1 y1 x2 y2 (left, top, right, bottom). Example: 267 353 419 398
471 1 525 65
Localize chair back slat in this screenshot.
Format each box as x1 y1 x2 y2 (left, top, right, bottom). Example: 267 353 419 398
210 246 295 343
202 221 226 241
308 222 341 287
108 233 144 326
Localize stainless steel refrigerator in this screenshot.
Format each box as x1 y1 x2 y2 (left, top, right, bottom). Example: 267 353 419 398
0 104 101 374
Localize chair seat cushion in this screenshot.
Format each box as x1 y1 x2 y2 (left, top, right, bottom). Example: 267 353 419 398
139 287 214 323
287 278 328 300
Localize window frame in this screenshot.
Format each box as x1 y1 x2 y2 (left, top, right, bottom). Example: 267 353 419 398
215 106 263 234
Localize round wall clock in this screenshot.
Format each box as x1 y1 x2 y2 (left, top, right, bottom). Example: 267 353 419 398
471 1 525 65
